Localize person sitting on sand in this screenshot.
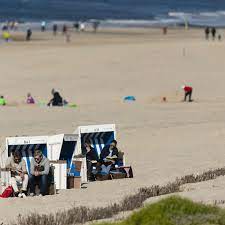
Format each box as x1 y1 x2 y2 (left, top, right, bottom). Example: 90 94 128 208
29 149 50 196
26 93 35 104
182 85 193 102
5 150 28 198
100 140 119 174
47 89 63 106
0 96 6 105
82 139 100 181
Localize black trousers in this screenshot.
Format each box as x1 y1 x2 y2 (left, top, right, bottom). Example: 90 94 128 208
184 90 192 102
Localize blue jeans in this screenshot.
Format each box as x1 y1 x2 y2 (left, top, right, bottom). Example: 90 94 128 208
29 174 48 195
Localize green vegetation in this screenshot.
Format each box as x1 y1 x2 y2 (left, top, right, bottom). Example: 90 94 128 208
97 196 225 225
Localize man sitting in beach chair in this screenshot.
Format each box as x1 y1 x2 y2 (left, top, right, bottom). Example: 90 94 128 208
29 149 50 196
5 150 28 198
99 140 119 174
82 139 100 181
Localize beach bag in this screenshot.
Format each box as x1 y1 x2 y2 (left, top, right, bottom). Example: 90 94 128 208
0 186 13 198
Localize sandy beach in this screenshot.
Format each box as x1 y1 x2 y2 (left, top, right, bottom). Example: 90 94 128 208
1 27 225 224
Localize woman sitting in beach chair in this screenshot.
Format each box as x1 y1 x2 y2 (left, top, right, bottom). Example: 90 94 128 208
5 150 28 198
82 139 100 181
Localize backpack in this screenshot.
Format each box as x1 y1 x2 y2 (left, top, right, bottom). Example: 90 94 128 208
0 186 13 198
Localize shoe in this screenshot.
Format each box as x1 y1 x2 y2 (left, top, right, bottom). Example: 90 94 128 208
29 193 35 197
18 193 22 198
38 194 43 197
14 192 19 197
21 193 27 198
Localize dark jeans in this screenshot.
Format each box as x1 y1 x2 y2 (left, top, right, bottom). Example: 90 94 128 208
184 90 192 102
29 175 48 195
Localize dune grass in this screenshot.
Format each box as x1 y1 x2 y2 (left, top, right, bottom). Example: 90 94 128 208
10 167 225 225
97 196 225 225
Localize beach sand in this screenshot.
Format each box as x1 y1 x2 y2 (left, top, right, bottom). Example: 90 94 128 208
0 27 225 223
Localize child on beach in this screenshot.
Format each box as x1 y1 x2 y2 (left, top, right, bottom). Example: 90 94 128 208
0 96 6 105
26 93 35 104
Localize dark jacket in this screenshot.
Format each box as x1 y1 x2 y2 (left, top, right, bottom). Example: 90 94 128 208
82 146 99 162
100 146 119 163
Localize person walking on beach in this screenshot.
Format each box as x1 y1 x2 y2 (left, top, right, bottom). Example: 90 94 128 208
41 21 46 32
205 27 210 40
26 28 32 41
62 24 67 35
211 27 216 40
182 85 193 102
73 22 80 31
53 24 58 35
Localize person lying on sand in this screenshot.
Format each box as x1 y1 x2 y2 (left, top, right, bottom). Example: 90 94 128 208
5 150 28 198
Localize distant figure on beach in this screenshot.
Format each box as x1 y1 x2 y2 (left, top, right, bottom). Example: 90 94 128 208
211 27 216 40
92 21 100 33
163 27 168 35
80 22 85 32
73 22 80 31
2 31 10 42
53 24 58 35
47 89 63 106
26 28 32 41
182 85 193 102
0 96 6 105
26 93 35 104
2 24 8 31
62 24 68 35
218 34 222 41
41 21 46 32
205 27 210 40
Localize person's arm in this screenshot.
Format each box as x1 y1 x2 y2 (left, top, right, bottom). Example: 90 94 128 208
21 160 28 174
47 98 53 106
5 158 11 169
39 159 50 175
30 158 35 175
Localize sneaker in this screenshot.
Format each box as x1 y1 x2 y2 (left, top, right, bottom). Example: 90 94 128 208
14 192 19 197
21 193 27 198
18 193 22 198
38 194 43 197
29 193 35 197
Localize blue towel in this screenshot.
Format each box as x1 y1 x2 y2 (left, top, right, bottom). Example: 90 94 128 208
124 96 136 101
